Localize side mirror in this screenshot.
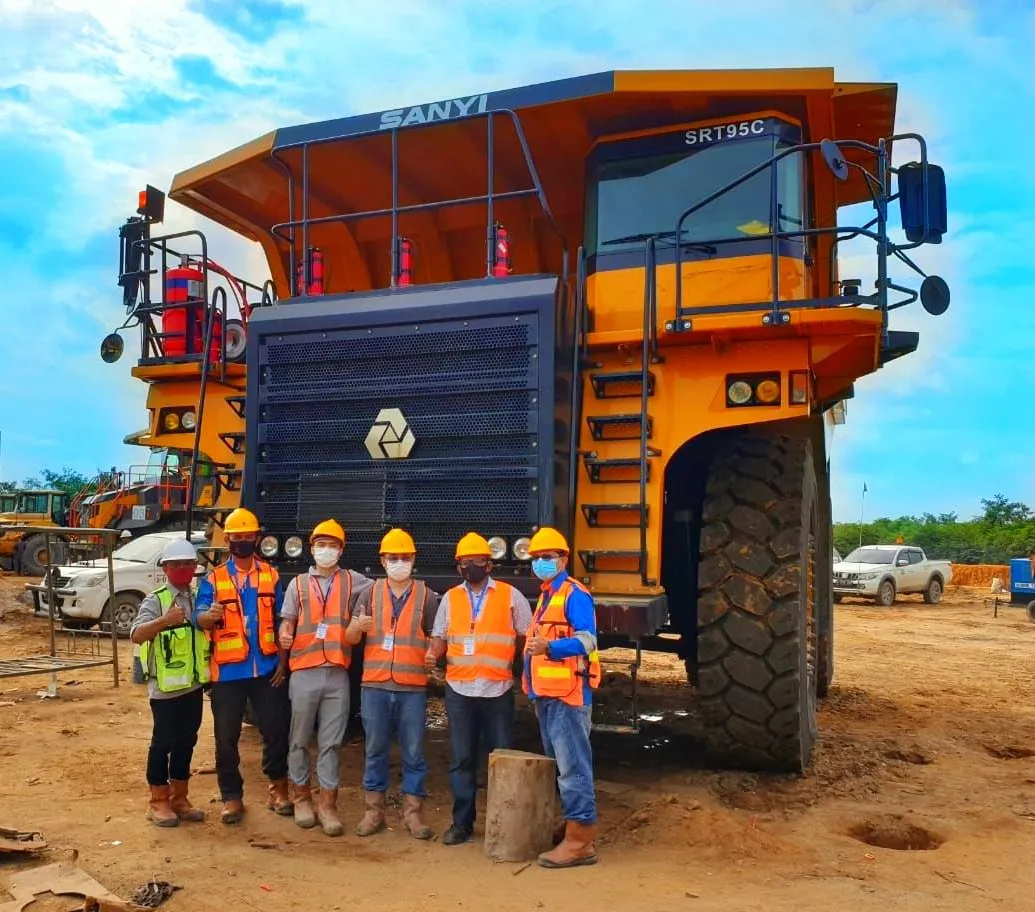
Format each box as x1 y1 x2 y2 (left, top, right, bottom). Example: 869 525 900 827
820 139 849 182
100 332 125 363
920 275 950 316
898 162 946 244
897 559 909 567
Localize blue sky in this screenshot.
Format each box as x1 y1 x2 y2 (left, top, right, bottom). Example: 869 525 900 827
0 0 1029 523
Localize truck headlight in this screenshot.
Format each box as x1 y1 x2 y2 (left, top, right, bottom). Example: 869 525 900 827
858 572 879 581
181 410 197 431
76 573 107 588
259 535 279 558
488 537 507 560
513 537 531 561
284 536 304 559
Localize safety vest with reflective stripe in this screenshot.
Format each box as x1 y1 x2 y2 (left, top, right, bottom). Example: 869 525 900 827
208 560 278 678
140 586 211 693
289 570 352 672
523 577 601 707
363 580 429 688
445 581 517 683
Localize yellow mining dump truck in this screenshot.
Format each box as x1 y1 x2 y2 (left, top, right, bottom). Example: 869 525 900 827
107 68 948 771
0 489 70 575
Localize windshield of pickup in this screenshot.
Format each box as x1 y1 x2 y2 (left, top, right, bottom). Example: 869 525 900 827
585 119 803 257
844 548 895 564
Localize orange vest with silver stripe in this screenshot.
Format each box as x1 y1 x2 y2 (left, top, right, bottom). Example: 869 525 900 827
445 581 517 683
362 580 429 688
208 560 278 678
289 570 352 672
523 577 601 706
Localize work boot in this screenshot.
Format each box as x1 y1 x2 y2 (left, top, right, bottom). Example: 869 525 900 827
168 779 205 822
146 785 179 828
292 782 316 829
355 790 386 837
316 788 344 837
402 794 433 840
552 819 566 846
266 778 294 816
538 821 598 868
221 798 245 825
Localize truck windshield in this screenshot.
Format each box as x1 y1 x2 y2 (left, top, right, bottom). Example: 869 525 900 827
588 135 801 256
844 549 895 564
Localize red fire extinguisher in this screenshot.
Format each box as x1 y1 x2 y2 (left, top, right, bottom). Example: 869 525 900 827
295 247 324 296
397 238 414 287
492 223 511 278
163 260 206 357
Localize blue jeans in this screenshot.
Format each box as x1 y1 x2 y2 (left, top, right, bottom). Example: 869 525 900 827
443 684 514 831
360 686 429 798
535 699 596 824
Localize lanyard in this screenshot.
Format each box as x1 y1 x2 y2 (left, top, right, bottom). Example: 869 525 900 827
308 571 339 624
465 583 489 634
389 583 413 629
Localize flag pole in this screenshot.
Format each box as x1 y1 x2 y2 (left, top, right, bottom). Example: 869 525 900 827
858 482 868 550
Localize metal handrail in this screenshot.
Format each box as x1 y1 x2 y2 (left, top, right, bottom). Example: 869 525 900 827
269 108 568 293
670 134 930 328
638 238 655 586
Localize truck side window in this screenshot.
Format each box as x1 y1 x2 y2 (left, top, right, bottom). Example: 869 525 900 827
907 550 923 564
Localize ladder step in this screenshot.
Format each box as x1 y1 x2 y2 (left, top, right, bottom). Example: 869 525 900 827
591 370 656 400
225 395 246 418
586 414 652 441
581 503 648 528
579 550 644 575
218 431 246 455
583 457 650 484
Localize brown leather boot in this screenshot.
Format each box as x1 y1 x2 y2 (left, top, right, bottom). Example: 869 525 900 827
147 785 179 828
316 788 343 837
538 821 598 868
402 794 433 840
292 782 316 829
355 790 386 837
552 820 566 846
266 778 294 816
221 798 244 825
168 779 205 822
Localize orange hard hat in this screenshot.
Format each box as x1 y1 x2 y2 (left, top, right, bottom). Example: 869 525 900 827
455 532 492 560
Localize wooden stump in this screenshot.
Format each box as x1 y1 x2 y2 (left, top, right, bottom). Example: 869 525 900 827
484 748 559 863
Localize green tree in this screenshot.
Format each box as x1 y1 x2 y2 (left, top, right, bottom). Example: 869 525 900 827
22 468 96 497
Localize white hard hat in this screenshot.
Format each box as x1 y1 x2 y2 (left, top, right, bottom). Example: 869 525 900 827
159 537 199 564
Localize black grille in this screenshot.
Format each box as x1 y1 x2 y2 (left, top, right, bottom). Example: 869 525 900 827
250 306 547 571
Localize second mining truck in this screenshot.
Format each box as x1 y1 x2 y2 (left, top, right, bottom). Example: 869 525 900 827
109 68 949 772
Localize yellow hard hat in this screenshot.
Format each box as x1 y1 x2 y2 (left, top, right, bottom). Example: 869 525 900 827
310 519 345 544
455 532 492 560
380 528 416 554
528 527 570 554
224 507 260 535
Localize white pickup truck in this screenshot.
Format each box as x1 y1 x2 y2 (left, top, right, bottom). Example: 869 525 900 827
833 544 952 607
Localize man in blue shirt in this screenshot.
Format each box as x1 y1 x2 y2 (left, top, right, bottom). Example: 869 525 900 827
523 526 600 868
194 508 291 825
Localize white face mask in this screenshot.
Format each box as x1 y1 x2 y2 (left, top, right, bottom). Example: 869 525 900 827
312 546 341 569
385 559 413 582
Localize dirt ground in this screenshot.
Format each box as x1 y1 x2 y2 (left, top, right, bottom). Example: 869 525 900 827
0 576 1033 912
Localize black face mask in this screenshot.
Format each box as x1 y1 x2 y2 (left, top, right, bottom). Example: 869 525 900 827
229 539 257 559
460 564 489 584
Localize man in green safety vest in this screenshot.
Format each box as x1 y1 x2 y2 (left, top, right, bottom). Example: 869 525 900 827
130 537 211 827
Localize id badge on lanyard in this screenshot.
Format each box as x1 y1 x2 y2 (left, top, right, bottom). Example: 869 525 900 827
312 573 337 642
465 584 487 657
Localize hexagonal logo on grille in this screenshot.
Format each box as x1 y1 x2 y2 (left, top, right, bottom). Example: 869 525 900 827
365 408 416 460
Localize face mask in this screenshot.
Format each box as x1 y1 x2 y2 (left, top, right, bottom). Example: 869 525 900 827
312 546 341 569
165 566 195 590
228 539 256 559
532 558 560 581
385 559 413 582
460 564 489 585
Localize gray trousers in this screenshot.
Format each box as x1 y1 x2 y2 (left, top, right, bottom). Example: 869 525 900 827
288 666 350 790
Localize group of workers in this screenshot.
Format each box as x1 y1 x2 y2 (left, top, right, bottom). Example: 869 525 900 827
130 507 601 869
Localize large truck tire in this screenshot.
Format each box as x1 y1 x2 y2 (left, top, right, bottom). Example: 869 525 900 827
695 432 819 773
21 534 52 577
816 508 835 699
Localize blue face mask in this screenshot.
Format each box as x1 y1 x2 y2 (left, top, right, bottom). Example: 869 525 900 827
531 558 560 581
